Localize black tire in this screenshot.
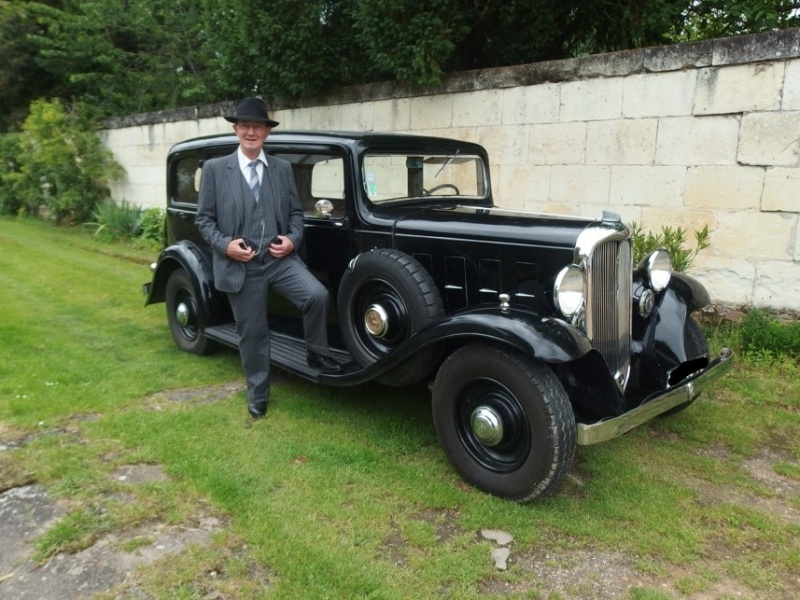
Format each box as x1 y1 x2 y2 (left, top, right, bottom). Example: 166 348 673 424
337 249 444 385
165 268 216 355
432 344 576 502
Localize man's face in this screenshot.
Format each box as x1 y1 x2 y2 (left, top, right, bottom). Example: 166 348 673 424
234 120 270 157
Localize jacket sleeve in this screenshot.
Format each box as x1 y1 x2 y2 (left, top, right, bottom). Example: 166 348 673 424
195 159 233 256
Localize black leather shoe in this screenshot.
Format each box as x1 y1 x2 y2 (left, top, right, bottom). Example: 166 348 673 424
307 351 343 374
248 400 267 418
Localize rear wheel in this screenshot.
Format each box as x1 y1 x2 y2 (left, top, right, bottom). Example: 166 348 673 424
432 344 576 502
165 268 216 355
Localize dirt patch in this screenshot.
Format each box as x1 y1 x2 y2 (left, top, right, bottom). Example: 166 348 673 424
0 461 227 600
144 381 246 409
692 445 800 526
480 548 663 598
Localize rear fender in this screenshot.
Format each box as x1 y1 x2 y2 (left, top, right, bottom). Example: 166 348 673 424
144 241 218 314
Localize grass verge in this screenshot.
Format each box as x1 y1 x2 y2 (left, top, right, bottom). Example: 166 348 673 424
1 216 798 599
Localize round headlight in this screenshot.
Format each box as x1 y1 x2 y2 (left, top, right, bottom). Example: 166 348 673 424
554 265 585 317
645 249 672 292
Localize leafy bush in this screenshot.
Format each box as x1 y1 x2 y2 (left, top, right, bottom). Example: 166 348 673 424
739 308 800 359
0 133 24 216
630 222 710 273
90 199 142 240
15 99 124 224
138 207 166 247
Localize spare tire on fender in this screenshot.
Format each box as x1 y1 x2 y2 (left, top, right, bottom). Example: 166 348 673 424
337 248 444 386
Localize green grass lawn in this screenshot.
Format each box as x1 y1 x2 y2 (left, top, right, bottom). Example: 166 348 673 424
1 216 798 599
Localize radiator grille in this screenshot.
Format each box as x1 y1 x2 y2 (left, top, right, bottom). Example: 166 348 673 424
586 239 632 387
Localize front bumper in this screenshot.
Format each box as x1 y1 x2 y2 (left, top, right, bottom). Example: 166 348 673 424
576 348 734 445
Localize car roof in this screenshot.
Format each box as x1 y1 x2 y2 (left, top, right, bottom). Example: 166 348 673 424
168 130 489 157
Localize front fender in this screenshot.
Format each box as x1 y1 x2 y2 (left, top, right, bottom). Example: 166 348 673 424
320 306 596 386
628 272 713 405
419 307 594 363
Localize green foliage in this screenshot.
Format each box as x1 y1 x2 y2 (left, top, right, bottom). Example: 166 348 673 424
0 132 24 215
0 2 61 133
19 0 220 122
739 308 800 359
199 0 371 99
89 199 142 240
138 207 166 247
16 99 123 224
5 0 799 126
351 0 468 86
676 0 800 41
630 222 710 273
89 201 165 248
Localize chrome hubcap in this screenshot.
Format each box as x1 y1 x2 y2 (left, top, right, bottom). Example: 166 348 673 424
176 302 190 327
364 303 389 337
470 406 504 446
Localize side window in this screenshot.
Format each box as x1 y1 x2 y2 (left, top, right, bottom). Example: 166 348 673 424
273 153 346 218
173 154 201 206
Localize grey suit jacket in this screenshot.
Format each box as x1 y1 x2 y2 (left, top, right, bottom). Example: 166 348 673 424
195 151 305 293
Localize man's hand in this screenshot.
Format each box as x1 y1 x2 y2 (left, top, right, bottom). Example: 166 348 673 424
269 235 294 258
226 238 255 262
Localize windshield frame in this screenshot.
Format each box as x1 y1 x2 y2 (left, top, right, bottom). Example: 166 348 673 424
361 149 491 208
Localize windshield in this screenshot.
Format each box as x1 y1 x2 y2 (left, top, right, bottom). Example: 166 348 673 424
362 151 488 205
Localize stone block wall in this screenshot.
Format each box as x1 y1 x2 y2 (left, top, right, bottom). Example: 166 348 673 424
102 29 800 311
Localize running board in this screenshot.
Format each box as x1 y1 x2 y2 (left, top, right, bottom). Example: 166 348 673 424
205 323 360 383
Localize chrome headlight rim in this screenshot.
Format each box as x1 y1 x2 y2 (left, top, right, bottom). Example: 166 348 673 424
554 264 585 318
643 249 672 292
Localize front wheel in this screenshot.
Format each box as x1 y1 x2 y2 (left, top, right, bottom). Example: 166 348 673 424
432 344 576 502
165 268 216 355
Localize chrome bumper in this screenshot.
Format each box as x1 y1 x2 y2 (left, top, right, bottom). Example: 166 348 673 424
576 348 734 445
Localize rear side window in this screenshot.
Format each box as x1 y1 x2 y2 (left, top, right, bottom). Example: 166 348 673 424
170 154 201 206
273 153 346 218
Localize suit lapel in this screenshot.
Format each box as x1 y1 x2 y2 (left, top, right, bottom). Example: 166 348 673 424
262 160 278 208
223 153 247 225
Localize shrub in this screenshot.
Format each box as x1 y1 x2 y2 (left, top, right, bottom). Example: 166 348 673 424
630 222 710 273
90 199 142 240
16 99 124 224
0 133 24 216
138 207 166 247
739 308 800 359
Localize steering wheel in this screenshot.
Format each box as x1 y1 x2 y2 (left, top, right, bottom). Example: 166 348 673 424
423 183 460 196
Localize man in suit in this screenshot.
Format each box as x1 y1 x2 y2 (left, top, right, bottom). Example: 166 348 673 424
196 96 342 419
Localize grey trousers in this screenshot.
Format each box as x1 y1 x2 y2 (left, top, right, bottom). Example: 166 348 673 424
227 254 330 404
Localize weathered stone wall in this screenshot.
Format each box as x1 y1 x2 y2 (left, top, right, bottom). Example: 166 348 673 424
102 29 800 311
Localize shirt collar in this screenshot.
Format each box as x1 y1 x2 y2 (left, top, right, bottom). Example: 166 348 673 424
237 148 268 169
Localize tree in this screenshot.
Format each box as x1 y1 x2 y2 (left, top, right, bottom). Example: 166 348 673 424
3 0 800 130
676 0 800 41
198 0 375 99
13 0 221 121
0 1 63 132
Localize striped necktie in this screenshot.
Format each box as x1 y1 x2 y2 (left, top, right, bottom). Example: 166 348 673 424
248 160 260 201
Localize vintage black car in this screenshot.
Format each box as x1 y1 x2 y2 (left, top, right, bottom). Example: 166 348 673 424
144 131 733 502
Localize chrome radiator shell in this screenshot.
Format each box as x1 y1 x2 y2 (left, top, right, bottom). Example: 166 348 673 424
574 214 632 390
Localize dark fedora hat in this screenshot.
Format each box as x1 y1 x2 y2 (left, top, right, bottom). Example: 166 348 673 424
225 97 279 127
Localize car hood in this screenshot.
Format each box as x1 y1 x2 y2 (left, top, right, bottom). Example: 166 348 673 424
375 204 595 250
